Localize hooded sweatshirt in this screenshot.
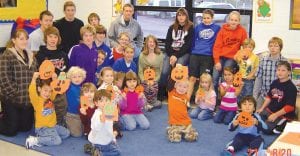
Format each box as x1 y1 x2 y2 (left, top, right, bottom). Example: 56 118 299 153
213 24 247 64
108 15 143 50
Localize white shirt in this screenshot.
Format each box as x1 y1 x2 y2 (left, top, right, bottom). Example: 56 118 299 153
28 28 45 52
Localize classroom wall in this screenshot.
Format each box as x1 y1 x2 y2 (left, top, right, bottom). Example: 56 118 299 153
0 0 299 58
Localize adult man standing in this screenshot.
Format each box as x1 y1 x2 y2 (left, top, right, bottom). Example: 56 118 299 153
28 10 53 53
54 1 84 54
108 3 143 60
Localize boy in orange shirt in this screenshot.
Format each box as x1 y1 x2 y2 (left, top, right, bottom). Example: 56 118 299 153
166 65 198 143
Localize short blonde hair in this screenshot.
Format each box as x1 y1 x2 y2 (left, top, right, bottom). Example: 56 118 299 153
199 73 214 92
242 38 255 49
80 82 97 96
67 66 86 80
228 11 241 21
268 37 283 51
80 25 96 38
124 45 134 53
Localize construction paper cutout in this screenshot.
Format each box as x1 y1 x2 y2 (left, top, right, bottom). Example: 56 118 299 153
233 71 243 87
197 88 205 97
135 85 144 94
144 67 156 85
50 72 70 94
171 64 188 82
80 96 89 110
101 102 118 122
237 112 254 128
39 60 55 80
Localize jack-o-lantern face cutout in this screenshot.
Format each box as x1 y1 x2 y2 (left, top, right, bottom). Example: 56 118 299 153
80 96 89 110
144 67 156 82
50 72 70 94
135 85 144 94
171 64 188 82
233 71 242 87
101 102 119 122
39 60 55 80
197 88 205 97
237 112 254 127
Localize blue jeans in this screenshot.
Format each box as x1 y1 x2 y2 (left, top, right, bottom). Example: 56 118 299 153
213 108 236 125
189 107 213 120
121 114 150 131
238 79 254 102
212 57 236 94
160 53 190 87
95 141 121 156
35 125 70 146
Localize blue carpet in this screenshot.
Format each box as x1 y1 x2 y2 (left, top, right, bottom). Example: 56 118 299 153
0 105 277 156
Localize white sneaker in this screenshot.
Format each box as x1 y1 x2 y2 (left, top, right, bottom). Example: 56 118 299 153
25 136 40 149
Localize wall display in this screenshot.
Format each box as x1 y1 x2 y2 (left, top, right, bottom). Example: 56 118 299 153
254 0 272 23
0 0 47 22
112 0 123 17
290 0 300 29
290 59 300 94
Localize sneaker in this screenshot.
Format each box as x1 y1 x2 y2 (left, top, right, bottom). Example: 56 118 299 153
25 136 40 149
220 149 235 156
273 128 282 134
84 143 94 154
92 147 102 156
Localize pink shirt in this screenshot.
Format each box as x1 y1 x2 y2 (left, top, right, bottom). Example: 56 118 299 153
219 82 238 111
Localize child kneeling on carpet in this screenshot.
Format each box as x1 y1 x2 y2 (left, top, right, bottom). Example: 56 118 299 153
26 72 70 149
88 89 121 156
221 96 267 156
167 65 198 142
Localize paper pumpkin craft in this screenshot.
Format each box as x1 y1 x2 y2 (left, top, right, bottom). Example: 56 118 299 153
80 96 89 110
100 102 119 122
123 85 144 94
50 72 70 94
39 60 55 80
233 71 243 87
144 67 156 84
171 64 188 82
106 85 115 100
237 112 254 128
197 88 205 97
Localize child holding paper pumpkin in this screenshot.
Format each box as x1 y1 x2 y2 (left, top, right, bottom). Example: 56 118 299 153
222 96 267 156
87 89 121 156
65 66 86 137
79 83 97 137
120 71 150 131
189 73 216 120
234 38 259 102
214 67 243 125
166 64 198 143
25 72 70 149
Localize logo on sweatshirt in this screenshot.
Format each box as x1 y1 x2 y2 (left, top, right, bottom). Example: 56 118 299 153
200 29 214 39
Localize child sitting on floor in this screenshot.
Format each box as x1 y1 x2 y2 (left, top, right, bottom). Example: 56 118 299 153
26 72 70 149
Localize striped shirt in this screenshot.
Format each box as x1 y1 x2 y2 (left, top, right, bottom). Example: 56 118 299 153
219 82 238 111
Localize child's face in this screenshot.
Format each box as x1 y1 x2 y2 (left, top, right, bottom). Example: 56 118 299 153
70 73 85 85
175 81 189 94
243 44 254 52
95 96 110 109
223 70 234 83
89 17 100 26
124 50 134 62
147 38 156 51
38 85 53 100
177 13 187 25
268 42 281 56
276 65 290 81
12 33 28 50
202 13 213 25
101 70 114 84
118 35 130 47
95 33 106 43
97 53 106 66
126 79 137 90
83 90 95 102
46 34 59 48
241 100 255 113
64 6 76 20
115 79 123 89
228 14 240 30
82 32 95 47
200 79 210 90
40 15 53 30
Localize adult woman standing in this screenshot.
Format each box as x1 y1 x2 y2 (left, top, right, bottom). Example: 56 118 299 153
0 29 37 136
159 8 193 101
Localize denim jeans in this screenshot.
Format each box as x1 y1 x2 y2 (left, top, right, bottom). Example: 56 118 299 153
95 141 121 156
121 114 150 131
213 108 236 125
238 79 254 102
212 57 236 94
189 107 213 120
35 125 70 146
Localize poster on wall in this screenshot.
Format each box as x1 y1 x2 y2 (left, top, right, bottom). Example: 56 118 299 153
254 0 273 23
112 0 123 17
0 0 47 22
290 0 300 30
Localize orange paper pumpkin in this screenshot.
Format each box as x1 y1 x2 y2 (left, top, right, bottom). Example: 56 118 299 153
197 88 205 97
50 72 70 94
135 85 144 94
101 102 119 122
171 64 188 82
39 60 55 80
233 71 243 87
80 96 89 110
106 85 115 100
144 67 156 84
237 112 254 128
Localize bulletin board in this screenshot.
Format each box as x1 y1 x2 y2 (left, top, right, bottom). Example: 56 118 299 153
0 0 47 22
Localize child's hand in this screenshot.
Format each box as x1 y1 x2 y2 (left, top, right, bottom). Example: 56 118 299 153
121 92 126 99
138 92 145 99
232 119 239 126
253 118 258 125
100 114 105 123
80 108 87 115
32 72 40 80
214 63 222 71
256 108 264 114
267 113 278 122
169 55 177 66
52 73 58 80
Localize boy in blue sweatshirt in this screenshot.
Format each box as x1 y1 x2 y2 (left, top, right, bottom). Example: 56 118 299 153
113 45 137 73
